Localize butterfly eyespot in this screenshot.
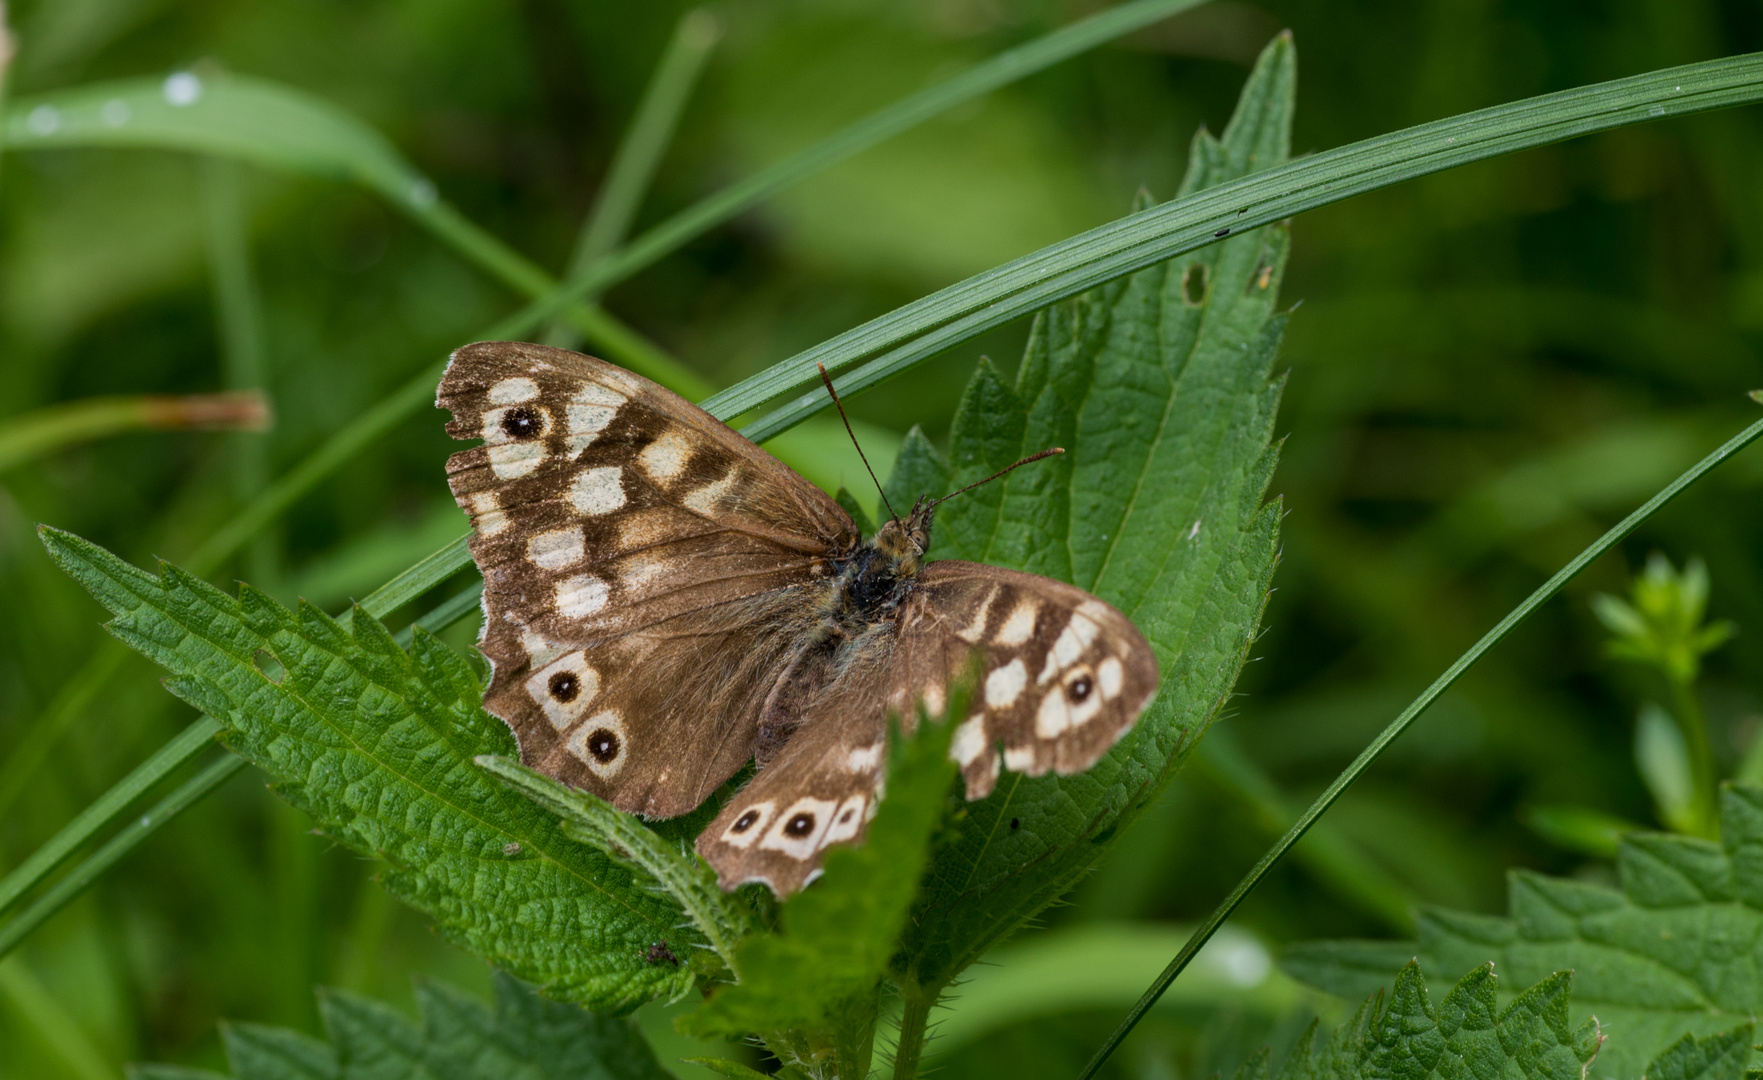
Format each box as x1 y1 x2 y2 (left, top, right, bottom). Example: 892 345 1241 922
501 406 543 440
1068 675 1094 702
732 810 761 833
585 728 620 762
547 671 579 702
784 812 816 837
839 808 854 824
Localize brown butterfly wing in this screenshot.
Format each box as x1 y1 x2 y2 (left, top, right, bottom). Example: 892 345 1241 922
697 562 1159 894
696 627 894 894
438 341 859 818
888 562 1159 800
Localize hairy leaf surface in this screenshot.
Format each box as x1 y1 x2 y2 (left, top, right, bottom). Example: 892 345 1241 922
1283 783 1763 1080
883 36 1291 990
1235 963 1602 1080
135 973 668 1079
41 527 694 1012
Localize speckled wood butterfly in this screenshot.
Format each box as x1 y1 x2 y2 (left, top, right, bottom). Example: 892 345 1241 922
438 342 1158 894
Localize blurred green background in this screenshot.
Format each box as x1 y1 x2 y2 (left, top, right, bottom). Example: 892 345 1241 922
1 1 1760 1077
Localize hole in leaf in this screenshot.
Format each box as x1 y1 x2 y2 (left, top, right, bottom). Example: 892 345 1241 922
253 649 287 684
1181 263 1208 306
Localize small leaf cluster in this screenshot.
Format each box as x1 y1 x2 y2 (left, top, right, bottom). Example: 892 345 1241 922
1593 554 1735 685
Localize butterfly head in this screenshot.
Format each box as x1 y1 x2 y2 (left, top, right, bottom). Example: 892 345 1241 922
872 496 934 576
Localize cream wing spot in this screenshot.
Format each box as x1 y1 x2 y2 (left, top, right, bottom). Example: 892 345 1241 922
526 527 584 570
682 468 740 516
845 743 883 773
488 376 539 404
566 710 628 779
955 586 1000 644
723 801 775 849
519 628 569 669
569 466 626 516
920 682 946 718
822 794 867 845
1039 612 1101 684
1003 744 1036 772
952 716 988 767
555 574 610 618
996 599 1039 646
469 492 508 537
487 440 547 479
639 427 693 485
1036 688 1071 738
760 797 837 859
1098 657 1125 701
985 658 1028 709
565 384 624 457
523 652 599 730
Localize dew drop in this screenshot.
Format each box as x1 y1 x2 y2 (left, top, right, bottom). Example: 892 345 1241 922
26 105 61 136
163 72 203 106
101 99 132 127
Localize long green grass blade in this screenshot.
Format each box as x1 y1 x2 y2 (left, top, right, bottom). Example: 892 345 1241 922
550 7 719 338
0 754 244 960
724 51 1763 441
1075 409 1763 1079
0 717 221 919
502 0 1211 332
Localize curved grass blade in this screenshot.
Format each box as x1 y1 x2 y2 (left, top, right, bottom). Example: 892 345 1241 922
0 392 268 472
723 51 1763 441
0 753 244 959
1074 409 1763 1079
546 7 720 349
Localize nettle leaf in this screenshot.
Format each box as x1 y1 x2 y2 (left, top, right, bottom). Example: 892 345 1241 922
884 36 1290 989
1283 783 1763 1080
688 697 961 1056
1236 963 1603 1080
40 527 695 1012
137 973 669 1079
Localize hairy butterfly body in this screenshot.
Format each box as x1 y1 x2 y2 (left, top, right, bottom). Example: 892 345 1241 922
439 341 1158 894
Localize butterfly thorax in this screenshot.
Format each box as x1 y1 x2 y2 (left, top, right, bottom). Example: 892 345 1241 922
831 499 933 629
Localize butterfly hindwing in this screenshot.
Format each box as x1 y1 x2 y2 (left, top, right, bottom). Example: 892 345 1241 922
438 341 859 817
889 563 1159 800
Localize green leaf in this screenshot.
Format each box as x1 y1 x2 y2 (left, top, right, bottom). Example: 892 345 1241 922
1235 963 1600 1080
1646 1027 1757 1080
888 31 1290 994
153 974 668 1079
686 696 961 1055
1283 783 1763 1080
219 1023 337 1080
680 1060 773 1080
39 526 694 1012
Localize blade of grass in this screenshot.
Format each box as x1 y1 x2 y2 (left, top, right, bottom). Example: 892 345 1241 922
0 717 222 919
719 51 1763 441
0 754 246 961
506 0 1212 332
0 956 113 1080
1074 410 1763 1079
0 392 269 472
546 8 719 348
200 156 277 585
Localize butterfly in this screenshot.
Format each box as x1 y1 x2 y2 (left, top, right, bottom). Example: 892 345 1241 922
438 341 1159 895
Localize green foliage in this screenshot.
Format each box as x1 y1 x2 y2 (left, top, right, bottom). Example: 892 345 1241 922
133 973 669 1080
1594 555 1736 685
39 527 696 1013
1234 963 1601 1080
687 702 959 1058
882 33 1289 994
1282 783 1763 1080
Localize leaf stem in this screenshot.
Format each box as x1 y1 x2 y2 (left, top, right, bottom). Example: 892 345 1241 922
892 984 935 1080
1671 675 1720 838
1075 412 1763 1079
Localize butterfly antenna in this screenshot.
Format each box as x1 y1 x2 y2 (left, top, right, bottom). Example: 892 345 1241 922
817 362 903 527
929 447 1064 509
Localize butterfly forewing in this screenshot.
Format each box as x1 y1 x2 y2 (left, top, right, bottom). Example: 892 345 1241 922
438 342 858 817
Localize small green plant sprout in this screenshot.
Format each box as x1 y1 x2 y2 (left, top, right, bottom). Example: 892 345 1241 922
1592 554 1737 838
